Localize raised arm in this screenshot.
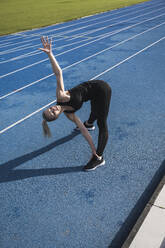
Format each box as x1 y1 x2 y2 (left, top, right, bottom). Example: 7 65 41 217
39 36 65 98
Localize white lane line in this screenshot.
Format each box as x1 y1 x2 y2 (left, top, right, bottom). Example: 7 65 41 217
0 50 43 64
91 36 165 80
23 1 158 37
0 0 161 45
0 11 164 79
0 42 12 48
0 37 97 64
0 100 57 134
0 2 164 53
0 20 164 100
39 5 165 38
20 2 163 38
61 6 165 41
0 36 164 135
0 42 37 55
0 4 164 55
0 74 54 99
2 10 165 64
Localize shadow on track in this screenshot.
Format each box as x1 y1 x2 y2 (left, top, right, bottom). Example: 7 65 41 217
0 130 83 183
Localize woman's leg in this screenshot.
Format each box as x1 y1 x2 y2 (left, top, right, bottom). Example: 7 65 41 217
87 101 97 124
87 82 111 155
83 119 108 171
84 81 111 171
96 118 109 156
94 83 111 156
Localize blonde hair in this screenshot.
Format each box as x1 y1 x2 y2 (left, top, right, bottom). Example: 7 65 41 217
42 119 51 137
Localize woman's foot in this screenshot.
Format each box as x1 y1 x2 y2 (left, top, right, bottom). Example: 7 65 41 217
84 155 105 171
75 121 95 131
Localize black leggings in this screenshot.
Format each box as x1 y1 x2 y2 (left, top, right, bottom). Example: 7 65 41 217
87 81 111 156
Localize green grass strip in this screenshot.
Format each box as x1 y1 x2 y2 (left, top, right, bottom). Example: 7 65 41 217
0 0 149 36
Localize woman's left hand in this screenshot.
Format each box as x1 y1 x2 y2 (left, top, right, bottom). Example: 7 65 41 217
39 36 52 55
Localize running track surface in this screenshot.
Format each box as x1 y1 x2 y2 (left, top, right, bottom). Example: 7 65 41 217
0 0 165 247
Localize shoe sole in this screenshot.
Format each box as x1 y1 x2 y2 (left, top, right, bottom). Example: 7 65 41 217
84 160 105 171
87 126 95 131
75 126 95 131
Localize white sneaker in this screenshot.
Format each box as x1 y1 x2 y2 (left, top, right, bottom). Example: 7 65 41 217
75 121 95 131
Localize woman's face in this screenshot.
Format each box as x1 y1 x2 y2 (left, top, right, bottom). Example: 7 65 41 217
43 105 62 122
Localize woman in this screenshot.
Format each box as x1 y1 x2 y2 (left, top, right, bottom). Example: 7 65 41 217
39 37 111 171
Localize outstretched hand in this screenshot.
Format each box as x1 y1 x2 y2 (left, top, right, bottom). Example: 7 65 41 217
39 36 52 54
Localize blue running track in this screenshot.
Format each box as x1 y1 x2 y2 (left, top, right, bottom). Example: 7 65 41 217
0 0 165 247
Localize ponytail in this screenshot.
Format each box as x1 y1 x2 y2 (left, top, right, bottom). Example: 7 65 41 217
42 119 51 137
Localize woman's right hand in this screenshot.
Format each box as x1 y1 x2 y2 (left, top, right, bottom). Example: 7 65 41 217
39 36 52 55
